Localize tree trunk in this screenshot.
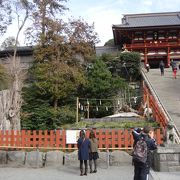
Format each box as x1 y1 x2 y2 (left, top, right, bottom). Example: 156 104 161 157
0 90 11 130
9 70 22 130
0 57 24 130
53 98 58 110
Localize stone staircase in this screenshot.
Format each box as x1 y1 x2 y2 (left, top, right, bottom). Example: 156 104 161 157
153 144 180 172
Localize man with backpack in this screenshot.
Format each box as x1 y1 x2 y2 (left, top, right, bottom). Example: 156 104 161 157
132 126 157 180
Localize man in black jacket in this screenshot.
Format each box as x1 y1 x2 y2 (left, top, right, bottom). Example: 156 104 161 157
132 126 157 180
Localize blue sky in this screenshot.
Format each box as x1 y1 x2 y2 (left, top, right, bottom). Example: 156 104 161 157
2 0 180 46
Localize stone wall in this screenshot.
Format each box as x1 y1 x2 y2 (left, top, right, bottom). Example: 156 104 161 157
153 144 180 172
3 148 180 172
0 55 33 70
95 46 118 56
0 150 132 168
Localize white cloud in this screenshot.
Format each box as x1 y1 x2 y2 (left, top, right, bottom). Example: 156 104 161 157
142 0 153 6
85 6 122 46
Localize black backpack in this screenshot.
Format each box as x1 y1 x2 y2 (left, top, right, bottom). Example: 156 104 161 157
133 137 148 163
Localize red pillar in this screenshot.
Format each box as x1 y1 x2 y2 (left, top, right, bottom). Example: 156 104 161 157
167 47 170 67
144 48 148 66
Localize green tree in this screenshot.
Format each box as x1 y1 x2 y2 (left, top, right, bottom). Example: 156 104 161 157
21 0 100 129
67 17 99 59
28 18 97 109
119 51 141 81
31 61 86 109
104 39 115 46
21 89 76 130
86 59 112 98
80 58 127 118
85 58 127 98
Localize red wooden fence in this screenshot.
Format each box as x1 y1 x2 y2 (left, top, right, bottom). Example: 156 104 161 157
143 83 168 135
0 129 163 151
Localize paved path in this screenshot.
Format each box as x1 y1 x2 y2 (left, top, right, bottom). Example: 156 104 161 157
0 166 134 180
2 164 180 180
1 166 180 180
144 68 180 131
151 169 180 180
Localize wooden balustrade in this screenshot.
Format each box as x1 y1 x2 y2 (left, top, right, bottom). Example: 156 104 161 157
143 84 168 135
0 129 163 151
125 41 180 49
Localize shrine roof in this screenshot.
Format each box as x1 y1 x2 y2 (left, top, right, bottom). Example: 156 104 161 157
113 12 180 29
0 46 33 57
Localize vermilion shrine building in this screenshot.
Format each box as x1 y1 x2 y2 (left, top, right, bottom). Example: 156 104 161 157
112 12 180 67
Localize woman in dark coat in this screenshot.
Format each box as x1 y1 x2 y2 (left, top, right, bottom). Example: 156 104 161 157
77 130 90 176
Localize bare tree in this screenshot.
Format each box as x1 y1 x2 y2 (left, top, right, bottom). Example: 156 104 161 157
0 0 30 130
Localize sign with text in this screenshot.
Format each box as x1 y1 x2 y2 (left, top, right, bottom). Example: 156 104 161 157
66 130 80 144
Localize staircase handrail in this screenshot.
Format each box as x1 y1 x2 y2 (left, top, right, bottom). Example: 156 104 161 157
141 67 180 144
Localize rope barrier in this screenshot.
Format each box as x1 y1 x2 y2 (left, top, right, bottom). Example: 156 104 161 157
0 146 133 151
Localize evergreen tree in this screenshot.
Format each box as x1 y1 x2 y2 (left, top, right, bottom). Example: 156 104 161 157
21 0 99 129
119 51 141 81
80 58 127 118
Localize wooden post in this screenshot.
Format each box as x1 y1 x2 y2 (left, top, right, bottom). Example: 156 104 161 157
146 94 150 119
128 87 131 107
124 88 126 103
87 101 89 119
106 149 109 168
147 94 149 109
76 97 79 123
143 31 146 44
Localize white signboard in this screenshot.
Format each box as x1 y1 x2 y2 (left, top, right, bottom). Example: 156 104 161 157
66 130 81 144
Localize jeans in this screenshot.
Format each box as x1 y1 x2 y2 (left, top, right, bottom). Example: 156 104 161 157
134 161 149 180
